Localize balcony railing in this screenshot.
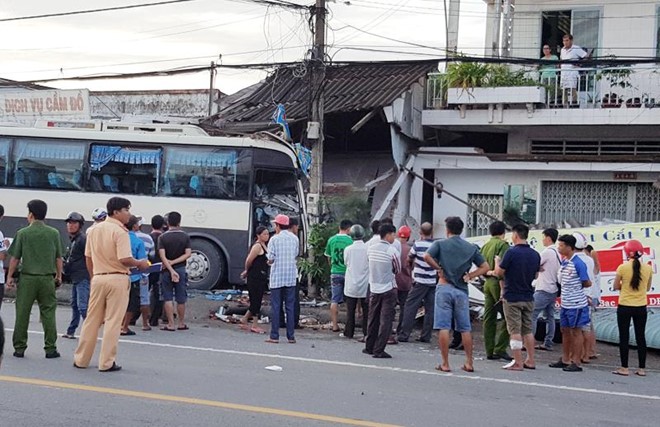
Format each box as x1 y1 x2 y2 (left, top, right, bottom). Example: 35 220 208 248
426 65 660 110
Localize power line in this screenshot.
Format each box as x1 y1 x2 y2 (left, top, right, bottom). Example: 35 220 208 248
0 0 199 22
16 55 660 85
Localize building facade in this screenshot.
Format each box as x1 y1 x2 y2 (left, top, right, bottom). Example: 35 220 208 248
413 0 660 237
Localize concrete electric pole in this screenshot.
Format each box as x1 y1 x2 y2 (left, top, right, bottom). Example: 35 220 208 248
308 0 326 222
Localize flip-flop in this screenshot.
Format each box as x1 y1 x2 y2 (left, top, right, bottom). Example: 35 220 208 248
332 328 341 333
265 338 279 344
435 365 451 372
177 326 189 330
635 371 646 377
502 360 523 371
611 370 629 376
534 345 550 351
250 327 265 334
581 359 591 365
523 363 536 370
461 365 474 373
142 326 152 331
160 326 176 331
120 330 136 336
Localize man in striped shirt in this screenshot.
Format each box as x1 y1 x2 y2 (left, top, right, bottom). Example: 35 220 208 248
363 224 400 359
397 222 437 343
550 234 592 372
266 214 300 344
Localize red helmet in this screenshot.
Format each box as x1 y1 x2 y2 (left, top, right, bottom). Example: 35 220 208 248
397 225 411 239
623 240 644 258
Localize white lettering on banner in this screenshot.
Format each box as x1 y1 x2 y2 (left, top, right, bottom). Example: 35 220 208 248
469 221 660 308
0 89 90 124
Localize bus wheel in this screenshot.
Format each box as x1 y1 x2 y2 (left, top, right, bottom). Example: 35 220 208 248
187 239 225 290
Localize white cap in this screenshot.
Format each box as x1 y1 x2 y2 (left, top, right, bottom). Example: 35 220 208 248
573 232 588 250
136 215 144 227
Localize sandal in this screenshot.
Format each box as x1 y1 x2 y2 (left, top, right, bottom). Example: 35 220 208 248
612 369 629 376
142 326 152 331
250 327 265 334
461 365 475 373
177 325 189 330
435 365 451 372
160 326 176 331
265 338 279 344
635 370 646 377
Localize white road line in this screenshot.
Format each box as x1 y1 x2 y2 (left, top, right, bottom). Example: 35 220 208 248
12 328 660 402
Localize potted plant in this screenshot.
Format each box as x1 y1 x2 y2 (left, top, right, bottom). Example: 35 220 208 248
601 93 622 108
446 63 546 105
597 62 633 109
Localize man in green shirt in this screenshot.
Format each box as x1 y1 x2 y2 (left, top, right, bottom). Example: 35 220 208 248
6 199 63 359
325 219 353 333
480 221 512 361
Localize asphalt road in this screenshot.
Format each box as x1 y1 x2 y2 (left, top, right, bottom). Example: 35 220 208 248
0 303 658 427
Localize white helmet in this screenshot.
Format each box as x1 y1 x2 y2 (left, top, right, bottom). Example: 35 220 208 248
92 207 107 221
572 232 588 250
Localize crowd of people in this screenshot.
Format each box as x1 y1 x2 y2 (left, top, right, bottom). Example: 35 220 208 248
0 198 191 371
240 214 653 375
0 203 653 377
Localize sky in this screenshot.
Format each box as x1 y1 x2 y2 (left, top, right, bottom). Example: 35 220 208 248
0 0 487 94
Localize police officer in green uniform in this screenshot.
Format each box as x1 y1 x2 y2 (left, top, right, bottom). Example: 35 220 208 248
6 199 63 359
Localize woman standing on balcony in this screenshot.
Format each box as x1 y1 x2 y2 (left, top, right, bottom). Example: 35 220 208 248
612 240 652 377
540 45 559 82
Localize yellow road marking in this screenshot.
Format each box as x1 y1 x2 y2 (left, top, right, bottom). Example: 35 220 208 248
0 375 401 427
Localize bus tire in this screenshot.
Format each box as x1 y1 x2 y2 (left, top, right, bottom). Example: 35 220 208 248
187 239 226 290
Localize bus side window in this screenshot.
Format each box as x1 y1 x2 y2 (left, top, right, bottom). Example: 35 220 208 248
89 145 161 195
12 139 85 191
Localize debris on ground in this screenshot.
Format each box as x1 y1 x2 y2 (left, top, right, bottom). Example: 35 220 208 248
265 365 283 372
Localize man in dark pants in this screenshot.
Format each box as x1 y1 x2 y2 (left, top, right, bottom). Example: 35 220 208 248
363 224 400 359
0 316 4 367
398 222 437 343
149 215 166 327
6 199 63 359
62 212 90 340
279 217 301 328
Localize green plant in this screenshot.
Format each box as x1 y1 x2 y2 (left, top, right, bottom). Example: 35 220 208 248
446 62 490 91
446 63 539 92
298 222 336 290
485 65 537 87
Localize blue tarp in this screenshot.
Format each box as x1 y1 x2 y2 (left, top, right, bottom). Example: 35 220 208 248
594 308 660 350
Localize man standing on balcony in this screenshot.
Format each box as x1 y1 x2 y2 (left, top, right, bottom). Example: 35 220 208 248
560 34 588 107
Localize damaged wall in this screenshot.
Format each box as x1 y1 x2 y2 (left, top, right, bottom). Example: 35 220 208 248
90 89 222 120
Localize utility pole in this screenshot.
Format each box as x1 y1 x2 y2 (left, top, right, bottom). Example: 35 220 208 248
500 0 515 58
308 0 326 217
307 0 326 298
208 61 216 116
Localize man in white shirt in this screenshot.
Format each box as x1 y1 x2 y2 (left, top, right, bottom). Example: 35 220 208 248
363 224 400 359
531 228 561 351
560 34 588 106
343 224 369 340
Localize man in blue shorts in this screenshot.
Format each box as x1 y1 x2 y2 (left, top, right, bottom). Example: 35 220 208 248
550 234 592 372
158 212 192 331
424 217 489 373
325 219 353 333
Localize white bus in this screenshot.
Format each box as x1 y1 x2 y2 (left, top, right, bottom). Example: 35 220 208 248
0 120 307 289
